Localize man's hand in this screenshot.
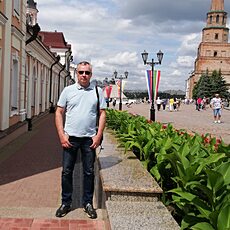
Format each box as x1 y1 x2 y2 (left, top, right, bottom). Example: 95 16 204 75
90 134 102 149
60 133 73 149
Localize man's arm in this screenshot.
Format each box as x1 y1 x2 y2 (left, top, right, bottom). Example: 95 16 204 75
55 106 72 148
91 109 106 149
97 109 106 139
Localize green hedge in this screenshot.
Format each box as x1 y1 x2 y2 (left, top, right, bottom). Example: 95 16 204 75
106 109 230 230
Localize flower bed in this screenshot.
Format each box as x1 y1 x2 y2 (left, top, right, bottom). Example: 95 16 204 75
106 109 230 230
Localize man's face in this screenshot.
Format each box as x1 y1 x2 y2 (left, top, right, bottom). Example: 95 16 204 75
77 63 92 88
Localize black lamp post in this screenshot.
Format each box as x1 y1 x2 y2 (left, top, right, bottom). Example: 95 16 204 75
114 70 128 111
141 50 163 121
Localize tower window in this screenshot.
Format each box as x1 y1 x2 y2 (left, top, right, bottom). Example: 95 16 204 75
210 16 212 23
216 15 219 23
215 33 218 40
214 51 217 57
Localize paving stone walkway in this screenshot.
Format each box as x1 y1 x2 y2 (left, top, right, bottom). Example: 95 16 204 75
0 114 110 230
0 103 229 229
124 103 230 144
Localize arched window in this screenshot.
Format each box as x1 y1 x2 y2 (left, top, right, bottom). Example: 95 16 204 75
210 16 212 24
223 16 226 25
216 15 219 23
214 51 217 57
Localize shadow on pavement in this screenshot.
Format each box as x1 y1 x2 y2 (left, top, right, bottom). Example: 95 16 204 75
0 114 62 186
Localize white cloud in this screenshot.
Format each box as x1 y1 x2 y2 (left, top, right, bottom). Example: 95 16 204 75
36 0 230 91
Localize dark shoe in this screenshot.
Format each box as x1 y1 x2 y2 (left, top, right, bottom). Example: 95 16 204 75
55 204 71 218
83 203 97 219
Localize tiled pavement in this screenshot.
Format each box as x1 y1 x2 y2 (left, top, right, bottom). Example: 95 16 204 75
125 103 230 144
0 113 110 230
1 103 228 229
0 218 107 230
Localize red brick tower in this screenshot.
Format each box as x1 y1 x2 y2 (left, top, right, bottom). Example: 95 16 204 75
187 0 230 98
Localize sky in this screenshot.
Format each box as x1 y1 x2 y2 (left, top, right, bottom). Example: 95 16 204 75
36 0 230 92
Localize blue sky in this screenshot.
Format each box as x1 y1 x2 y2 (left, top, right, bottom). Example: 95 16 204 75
36 0 230 91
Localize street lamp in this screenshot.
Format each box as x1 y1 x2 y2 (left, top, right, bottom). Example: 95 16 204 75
141 50 164 121
114 70 128 111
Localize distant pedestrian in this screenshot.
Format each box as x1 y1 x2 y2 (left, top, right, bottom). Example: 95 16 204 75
156 97 162 111
169 98 174 111
112 98 116 108
162 99 167 110
55 61 106 219
196 97 202 111
210 94 223 123
173 98 177 111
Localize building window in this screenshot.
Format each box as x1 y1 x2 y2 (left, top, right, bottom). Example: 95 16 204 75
14 0 20 16
32 67 36 107
216 15 219 23
222 16 225 25
215 33 219 40
214 51 217 57
210 16 212 24
11 58 19 112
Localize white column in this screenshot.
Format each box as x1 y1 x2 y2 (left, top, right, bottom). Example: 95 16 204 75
41 65 46 112
35 61 40 115
19 0 27 121
0 1 12 130
46 67 50 110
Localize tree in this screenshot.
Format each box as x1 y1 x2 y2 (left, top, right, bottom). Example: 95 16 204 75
210 70 229 98
192 70 229 99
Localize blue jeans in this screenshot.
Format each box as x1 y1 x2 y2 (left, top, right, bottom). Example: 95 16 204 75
61 136 95 207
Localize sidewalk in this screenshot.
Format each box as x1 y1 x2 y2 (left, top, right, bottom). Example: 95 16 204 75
125 103 230 144
0 114 110 229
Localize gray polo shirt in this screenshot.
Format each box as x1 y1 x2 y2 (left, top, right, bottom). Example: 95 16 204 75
57 82 106 137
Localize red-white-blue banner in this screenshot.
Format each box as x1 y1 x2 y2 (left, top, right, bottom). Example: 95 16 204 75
145 70 161 102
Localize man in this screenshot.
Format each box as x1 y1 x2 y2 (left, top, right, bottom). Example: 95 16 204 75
55 61 106 219
210 93 223 123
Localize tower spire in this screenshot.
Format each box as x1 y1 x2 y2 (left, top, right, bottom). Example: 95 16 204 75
210 0 224 11
203 0 228 43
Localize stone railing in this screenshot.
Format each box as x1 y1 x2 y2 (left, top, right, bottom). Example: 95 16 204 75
94 129 180 230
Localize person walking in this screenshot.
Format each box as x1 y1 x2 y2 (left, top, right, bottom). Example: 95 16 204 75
210 93 223 123
156 97 162 111
162 98 167 111
112 98 116 109
55 61 106 219
169 98 174 111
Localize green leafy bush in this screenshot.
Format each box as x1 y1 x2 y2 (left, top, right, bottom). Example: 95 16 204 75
106 109 230 229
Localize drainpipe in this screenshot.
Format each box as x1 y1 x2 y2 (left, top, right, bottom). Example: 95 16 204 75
26 23 40 130
49 55 60 113
58 64 66 97
64 72 71 87
26 23 40 45
73 67 77 80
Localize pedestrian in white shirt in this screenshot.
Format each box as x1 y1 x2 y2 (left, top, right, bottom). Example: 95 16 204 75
210 94 223 123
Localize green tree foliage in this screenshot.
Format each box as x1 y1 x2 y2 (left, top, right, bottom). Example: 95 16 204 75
124 91 185 100
193 70 230 99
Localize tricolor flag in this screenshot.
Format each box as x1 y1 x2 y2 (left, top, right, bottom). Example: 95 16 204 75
105 85 113 98
145 70 161 102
